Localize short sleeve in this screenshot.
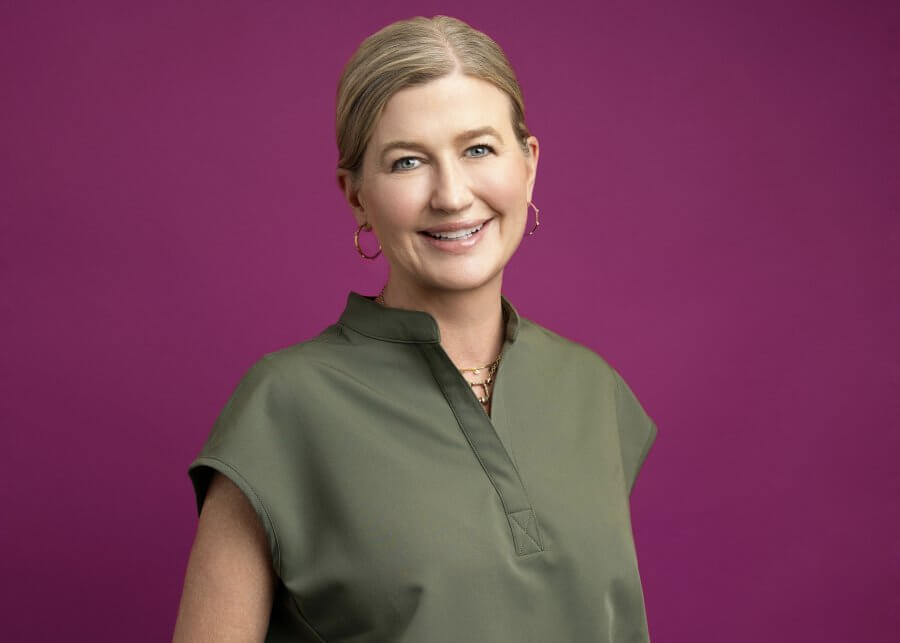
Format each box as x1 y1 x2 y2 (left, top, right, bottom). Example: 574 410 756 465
613 370 658 496
188 356 287 575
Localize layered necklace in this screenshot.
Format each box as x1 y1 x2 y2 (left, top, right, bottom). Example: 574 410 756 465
374 287 503 408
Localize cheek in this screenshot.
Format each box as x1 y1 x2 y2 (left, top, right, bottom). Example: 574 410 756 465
368 180 428 233
475 160 528 213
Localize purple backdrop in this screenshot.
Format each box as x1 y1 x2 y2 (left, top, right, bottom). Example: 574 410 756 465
2 1 897 641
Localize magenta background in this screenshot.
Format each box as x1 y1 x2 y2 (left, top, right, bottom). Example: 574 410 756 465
1 0 898 640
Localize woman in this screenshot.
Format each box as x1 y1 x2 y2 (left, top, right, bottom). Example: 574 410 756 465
174 15 658 643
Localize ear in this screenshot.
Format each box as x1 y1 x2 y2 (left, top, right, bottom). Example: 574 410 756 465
336 168 367 227
523 135 540 203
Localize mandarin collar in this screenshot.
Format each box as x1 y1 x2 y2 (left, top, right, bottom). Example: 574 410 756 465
338 291 521 345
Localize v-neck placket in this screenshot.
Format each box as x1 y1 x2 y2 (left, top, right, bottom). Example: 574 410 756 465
337 291 546 557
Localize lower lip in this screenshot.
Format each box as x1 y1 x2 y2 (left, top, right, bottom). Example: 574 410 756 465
419 219 492 254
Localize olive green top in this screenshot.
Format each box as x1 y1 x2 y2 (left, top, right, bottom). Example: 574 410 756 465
189 291 658 642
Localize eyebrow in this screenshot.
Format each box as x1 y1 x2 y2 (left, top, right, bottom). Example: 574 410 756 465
378 126 503 161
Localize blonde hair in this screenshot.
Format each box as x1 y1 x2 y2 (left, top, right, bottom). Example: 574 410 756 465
336 15 532 185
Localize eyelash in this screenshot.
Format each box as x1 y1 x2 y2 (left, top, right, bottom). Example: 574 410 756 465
391 144 496 172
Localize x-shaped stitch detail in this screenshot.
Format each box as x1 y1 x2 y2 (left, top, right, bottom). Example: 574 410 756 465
509 509 542 552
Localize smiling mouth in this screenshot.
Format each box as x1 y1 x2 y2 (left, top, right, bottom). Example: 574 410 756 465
422 221 486 241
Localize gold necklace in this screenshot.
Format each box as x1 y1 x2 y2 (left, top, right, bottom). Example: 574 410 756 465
461 353 503 404
374 288 502 406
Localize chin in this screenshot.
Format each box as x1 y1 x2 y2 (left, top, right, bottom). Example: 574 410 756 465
426 268 504 293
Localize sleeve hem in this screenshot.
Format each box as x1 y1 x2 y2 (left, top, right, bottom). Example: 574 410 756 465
613 370 658 496
629 419 657 496
188 456 282 577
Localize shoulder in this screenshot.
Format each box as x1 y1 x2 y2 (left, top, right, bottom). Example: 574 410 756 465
516 315 618 385
207 324 355 425
241 322 351 381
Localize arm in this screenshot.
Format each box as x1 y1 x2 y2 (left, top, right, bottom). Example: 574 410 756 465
173 472 276 643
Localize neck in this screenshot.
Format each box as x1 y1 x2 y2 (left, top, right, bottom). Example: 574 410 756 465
380 274 506 370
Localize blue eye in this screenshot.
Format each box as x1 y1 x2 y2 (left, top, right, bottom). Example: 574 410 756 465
392 157 421 171
467 144 494 157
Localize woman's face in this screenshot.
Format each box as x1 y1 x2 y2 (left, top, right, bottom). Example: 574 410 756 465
338 72 539 296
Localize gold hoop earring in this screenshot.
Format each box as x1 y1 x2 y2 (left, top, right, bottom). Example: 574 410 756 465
527 201 540 236
354 222 382 260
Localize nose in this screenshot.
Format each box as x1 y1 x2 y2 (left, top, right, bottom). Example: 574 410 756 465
429 158 473 214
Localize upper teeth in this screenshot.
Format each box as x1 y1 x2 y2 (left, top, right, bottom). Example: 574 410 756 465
427 222 485 240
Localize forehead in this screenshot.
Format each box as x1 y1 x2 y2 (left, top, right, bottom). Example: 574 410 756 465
370 74 514 145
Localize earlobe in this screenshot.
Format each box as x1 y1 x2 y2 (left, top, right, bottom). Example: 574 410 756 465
528 136 540 173
336 170 355 204
337 169 367 225
525 136 540 200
